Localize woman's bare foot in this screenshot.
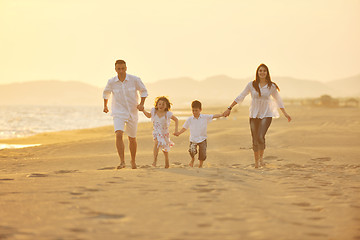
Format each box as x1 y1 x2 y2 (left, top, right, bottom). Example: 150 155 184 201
189 160 194 167
254 160 259 168
152 161 157 167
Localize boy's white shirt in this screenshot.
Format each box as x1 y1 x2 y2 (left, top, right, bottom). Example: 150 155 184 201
183 114 213 143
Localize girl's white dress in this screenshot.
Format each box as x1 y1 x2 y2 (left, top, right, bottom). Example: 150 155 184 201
151 108 174 152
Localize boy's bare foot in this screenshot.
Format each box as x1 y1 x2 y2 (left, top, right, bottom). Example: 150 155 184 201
189 160 194 167
254 160 259 168
116 162 125 169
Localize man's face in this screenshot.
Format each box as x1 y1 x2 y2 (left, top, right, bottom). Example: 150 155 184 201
192 108 201 118
115 63 127 76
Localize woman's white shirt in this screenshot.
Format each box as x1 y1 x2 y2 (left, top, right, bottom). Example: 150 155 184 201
234 81 284 119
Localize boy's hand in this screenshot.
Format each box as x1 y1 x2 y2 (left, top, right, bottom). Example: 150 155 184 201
103 106 109 113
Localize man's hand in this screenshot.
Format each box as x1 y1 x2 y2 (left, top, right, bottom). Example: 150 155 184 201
103 106 109 113
137 104 144 111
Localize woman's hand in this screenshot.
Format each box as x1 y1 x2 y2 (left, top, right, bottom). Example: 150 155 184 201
223 109 231 117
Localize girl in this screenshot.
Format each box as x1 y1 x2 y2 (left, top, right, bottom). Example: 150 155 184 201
142 96 179 168
223 64 292 168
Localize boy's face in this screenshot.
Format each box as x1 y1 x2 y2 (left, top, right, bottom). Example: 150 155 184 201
192 107 201 118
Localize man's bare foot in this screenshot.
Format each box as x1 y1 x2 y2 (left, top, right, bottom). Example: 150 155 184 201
131 161 137 169
189 161 194 167
116 162 125 169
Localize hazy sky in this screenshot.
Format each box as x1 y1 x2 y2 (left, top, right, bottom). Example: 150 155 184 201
1 0 359 87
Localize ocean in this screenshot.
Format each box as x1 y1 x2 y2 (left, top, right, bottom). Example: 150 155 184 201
0 105 152 140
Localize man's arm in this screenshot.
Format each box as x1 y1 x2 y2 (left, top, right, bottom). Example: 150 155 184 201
103 99 109 113
137 97 146 111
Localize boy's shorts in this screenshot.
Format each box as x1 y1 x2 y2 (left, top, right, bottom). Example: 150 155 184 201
188 139 207 161
113 117 138 138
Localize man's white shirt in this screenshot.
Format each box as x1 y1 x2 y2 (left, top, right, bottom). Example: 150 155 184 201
103 74 148 120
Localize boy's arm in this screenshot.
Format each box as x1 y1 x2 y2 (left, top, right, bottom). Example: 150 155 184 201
171 115 179 133
212 112 225 119
174 127 186 136
142 109 152 118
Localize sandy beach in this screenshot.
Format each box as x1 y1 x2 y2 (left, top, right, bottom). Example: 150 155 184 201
0 105 359 240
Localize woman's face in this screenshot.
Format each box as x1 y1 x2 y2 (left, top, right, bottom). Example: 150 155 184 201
257 66 268 79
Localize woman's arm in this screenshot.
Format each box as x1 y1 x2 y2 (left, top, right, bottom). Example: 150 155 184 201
223 101 237 117
280 108 292 122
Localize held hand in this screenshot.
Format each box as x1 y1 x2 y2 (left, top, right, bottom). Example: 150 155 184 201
137 104 144 111
173 132 180 137
223 109 231 117
103 106 109 113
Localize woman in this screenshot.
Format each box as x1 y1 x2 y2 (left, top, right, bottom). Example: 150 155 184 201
223 64 292 168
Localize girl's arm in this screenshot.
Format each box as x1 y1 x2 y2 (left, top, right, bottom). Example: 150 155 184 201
280 108 292 122
142 109 152 118
171 115 179 133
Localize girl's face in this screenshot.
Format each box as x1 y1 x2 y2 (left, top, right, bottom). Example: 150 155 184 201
257 66 268 79
157 100 167 111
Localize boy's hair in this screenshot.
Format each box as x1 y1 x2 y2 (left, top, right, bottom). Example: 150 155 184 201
155 96 172 111
115 59 126 66
191 100 202 109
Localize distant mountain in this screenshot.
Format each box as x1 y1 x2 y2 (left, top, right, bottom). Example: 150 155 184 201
0 75 359 107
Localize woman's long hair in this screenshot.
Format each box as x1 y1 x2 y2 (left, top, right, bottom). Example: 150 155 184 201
252 63 280 97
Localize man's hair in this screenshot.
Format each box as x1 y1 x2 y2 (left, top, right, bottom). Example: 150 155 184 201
115 60 126 66
191 100 202 109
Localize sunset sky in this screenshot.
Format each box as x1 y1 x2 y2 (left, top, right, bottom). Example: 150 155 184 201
0 0 359 87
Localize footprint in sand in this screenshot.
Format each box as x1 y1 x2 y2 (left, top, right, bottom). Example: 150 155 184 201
54 170 79 174
311 157 331 162
85 210 126 220
97 167 116 170
26 173 49 178
0 178 14 181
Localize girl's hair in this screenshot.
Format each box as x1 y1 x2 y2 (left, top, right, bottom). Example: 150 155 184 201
154 96 172 111
252 63 280 97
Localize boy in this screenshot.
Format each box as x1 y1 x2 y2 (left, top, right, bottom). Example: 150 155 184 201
174 100 224 168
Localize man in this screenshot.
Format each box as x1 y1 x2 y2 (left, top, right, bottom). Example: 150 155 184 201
103 60 148 169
